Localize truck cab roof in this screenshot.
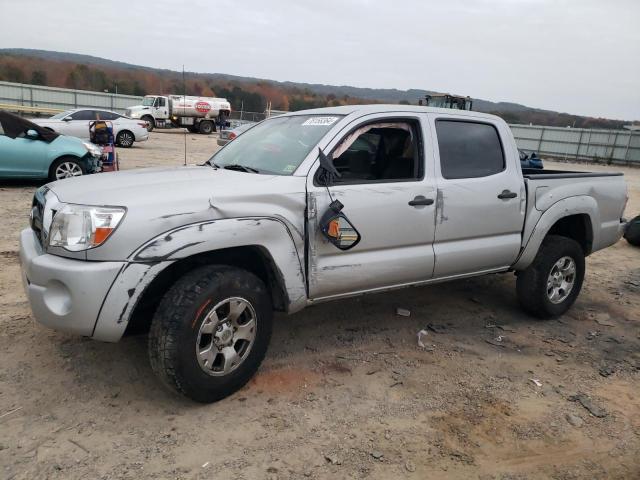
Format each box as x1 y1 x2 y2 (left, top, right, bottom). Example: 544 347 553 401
282 104 500 121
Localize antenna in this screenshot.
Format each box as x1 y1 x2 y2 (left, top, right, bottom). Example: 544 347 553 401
183 64 187 167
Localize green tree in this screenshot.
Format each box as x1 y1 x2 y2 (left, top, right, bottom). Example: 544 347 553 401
3 64 25 83
31 70 47 85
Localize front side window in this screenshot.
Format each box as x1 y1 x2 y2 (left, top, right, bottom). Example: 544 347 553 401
331 121 421 183
210 115 342 175
436 120 504 179
50 110 73 120
154 97 166 107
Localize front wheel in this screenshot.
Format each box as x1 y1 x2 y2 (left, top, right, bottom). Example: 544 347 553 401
142 116 155 132
148 265 273 403
49 157 85 181
516 235 585 319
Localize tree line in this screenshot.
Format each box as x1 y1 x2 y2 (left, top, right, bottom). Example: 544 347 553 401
0 53 631 129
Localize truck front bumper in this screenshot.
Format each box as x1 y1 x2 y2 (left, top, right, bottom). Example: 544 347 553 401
20 228 124 339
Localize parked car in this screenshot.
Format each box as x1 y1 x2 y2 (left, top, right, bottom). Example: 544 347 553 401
33 109 149 148
19 105 628 403
0 111 102 181
216 122 254 146
519 149 544 169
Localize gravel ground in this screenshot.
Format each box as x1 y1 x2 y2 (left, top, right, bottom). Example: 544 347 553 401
1 130 639 479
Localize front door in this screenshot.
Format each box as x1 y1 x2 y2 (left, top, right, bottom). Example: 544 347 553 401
153 96 169 120
0 134 48 178
307 115 437 299
429 114 525 277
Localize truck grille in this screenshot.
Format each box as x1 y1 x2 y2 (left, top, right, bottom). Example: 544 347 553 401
30 187 47 247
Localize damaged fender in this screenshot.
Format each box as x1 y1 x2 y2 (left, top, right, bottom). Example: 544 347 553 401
92 216 307 342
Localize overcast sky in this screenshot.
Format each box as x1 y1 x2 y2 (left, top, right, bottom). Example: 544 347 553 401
1 0 638 120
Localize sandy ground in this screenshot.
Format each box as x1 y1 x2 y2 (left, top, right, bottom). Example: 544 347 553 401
1 130 639 480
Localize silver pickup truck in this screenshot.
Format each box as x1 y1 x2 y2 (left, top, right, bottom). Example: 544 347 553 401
20 105 628 402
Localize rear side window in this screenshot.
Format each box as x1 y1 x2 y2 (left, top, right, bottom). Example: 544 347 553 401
436 120 504 179
70 110 96 121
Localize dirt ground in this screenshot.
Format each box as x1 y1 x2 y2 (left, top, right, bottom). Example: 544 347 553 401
1 130 639 480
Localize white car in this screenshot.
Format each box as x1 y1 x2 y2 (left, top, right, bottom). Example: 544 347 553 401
33 109 149 148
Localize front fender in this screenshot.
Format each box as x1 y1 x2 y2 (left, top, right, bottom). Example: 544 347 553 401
92 216 307 342
513 196 598 270
131 216 307 311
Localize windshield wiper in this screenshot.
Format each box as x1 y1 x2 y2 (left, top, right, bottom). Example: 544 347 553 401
223 164 260 174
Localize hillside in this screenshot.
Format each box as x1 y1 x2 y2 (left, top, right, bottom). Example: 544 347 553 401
0 48 630 129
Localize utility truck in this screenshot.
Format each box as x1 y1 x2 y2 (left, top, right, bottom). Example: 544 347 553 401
20 105 628 403
126 95 231 134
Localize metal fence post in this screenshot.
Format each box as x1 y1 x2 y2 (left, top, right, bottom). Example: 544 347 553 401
575 129 583 160
537 127 545 153
623 132 632 165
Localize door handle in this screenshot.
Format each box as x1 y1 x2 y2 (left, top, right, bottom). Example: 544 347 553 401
497 190 518 199
408 195 434 206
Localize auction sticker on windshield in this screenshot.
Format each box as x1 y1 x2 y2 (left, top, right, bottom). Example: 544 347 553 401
302 117 339 126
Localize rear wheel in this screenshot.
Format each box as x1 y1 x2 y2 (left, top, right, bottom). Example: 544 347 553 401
624 215 640 247
148 265 273 403
116 130 135 148
49 157 85 181
516 235 585 319
198 120 214 134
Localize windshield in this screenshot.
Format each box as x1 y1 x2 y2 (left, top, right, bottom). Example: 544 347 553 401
209 114 342 175
50 110 73 119
142 96 155 106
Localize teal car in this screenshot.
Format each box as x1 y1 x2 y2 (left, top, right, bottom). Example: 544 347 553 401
0 111 102 181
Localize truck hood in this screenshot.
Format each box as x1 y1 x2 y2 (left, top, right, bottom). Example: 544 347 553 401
47 166 308 261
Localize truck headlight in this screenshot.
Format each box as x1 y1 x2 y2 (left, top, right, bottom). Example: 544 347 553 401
48 204 126 251
83 141 102 158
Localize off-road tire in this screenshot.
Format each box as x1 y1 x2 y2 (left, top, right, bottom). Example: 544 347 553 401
148 265 273 403
516 235 585 319
624 215 640 247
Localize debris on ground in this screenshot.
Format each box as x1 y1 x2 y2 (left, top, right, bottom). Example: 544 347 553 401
565 413 584 427
417 329 429 348
405 460 416 472
396 307 411 317
529 378 542 387
569 393 608 418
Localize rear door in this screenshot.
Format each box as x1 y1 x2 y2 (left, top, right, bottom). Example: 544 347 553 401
65 110 96 139
429 114 525 277
307 113 437 299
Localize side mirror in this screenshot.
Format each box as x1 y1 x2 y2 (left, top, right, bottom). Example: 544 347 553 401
319 201 361 250
62 117 72 122
26 129 39 139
